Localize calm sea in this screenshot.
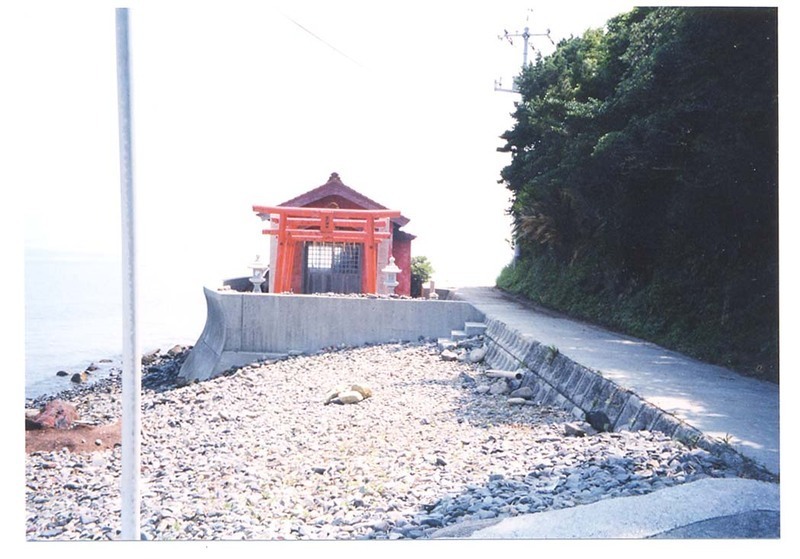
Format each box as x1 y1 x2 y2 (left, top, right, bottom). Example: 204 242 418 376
25 250 210 400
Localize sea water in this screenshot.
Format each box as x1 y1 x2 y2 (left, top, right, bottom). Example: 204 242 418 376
24 250 210 399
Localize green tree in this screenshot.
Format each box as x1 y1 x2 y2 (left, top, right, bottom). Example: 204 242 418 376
410 256 434 298
497 7 778 381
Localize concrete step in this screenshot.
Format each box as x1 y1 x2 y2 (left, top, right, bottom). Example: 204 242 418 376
451 330 468 341
464 322 487 336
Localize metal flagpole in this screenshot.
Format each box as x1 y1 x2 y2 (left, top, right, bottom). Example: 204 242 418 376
115 7 142 540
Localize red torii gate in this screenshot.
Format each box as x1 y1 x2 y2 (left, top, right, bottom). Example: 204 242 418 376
253 205 401 294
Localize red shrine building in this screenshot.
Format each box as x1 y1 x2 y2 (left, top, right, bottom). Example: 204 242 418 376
253 173 415 296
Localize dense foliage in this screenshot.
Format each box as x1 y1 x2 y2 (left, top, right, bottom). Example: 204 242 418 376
496 7 778 382
410 255 435 297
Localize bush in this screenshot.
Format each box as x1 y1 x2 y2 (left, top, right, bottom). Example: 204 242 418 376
410 256 434 298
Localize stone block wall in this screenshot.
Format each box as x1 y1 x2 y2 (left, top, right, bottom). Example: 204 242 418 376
482 318 762 475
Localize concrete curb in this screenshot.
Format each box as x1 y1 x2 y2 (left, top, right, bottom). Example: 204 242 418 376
431 478 780 539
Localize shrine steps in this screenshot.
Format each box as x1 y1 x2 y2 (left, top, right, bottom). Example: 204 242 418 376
450 321 488 341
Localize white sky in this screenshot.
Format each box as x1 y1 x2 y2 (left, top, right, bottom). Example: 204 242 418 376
2 0 645 288
1 0 794 288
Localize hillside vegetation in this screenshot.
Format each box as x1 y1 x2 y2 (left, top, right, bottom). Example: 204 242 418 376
496 7 778 382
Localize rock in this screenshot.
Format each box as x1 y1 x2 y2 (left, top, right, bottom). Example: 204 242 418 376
86 363 99 372
167 345 185 357
99 359 113 363
71 372 89 384
24 340 748 542
489 380 510 396
323 388 342 405
509 386 534 399
26 400 79 430
324 383 372 405
468 346 488 364
56 370 69 377
336 390 364 405
585 410 612 432
142 350 161 365
440 349 458 362
475 384 491 395
418 515 445 527
348 383 372 399
507 398 527 406
564 422 588 437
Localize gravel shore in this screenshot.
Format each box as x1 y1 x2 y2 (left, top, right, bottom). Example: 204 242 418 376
25 341 744 541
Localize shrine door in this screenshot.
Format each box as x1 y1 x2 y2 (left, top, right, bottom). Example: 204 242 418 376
303 242 363 294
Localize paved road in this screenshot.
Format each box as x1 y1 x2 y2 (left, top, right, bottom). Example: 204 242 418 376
451 286 779 476
439 286 782 539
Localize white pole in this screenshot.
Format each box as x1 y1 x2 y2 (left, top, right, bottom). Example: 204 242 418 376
115 7 142 540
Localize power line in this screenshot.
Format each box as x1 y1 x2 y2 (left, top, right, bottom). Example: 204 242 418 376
281 13 367 70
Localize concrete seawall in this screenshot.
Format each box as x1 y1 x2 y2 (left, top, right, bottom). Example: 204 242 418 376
177 285 775 479
479 317 773 479
177 288 485 384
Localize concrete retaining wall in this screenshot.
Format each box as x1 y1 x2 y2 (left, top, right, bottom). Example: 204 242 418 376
481 318 756 474
178 288 484 384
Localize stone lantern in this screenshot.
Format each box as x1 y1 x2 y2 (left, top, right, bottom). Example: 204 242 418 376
382 256 401 294
248 255 268 293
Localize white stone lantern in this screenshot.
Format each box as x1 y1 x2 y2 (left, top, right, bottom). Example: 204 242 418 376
382 256 401 294
248 255 268 293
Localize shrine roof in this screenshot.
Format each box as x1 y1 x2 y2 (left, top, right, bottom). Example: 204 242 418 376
278 172 410 227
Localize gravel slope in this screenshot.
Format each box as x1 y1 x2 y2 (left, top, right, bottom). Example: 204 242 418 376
25 341 742 540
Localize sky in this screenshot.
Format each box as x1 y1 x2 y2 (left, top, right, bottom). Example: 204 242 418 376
2 0 649 289
4 0 792 290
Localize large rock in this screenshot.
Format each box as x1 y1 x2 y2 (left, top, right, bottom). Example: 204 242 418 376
440 349 458 362
349 383 373 399
467 346 488 364
26 400 79 430
337 390 364 405
489 380 510 396
585 410 612 432
565 421 598 437
142 349 161 365
167 345 185 357
323 383 373 405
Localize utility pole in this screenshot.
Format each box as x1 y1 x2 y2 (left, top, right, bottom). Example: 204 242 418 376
494 11 554 94
115 6 142 541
